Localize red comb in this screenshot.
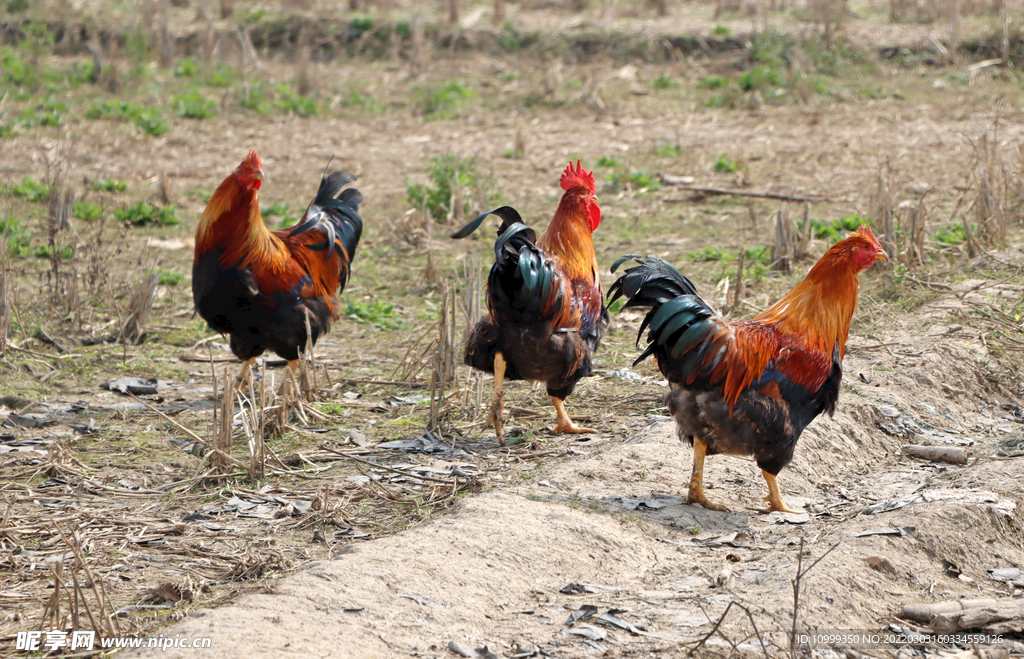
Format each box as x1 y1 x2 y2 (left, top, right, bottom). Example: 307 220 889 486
246 149 261 169
560 160 595 193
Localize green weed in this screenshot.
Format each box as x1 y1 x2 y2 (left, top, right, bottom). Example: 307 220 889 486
935 223 969 245
0 215 31 256
157 270 185 286
350 16 374 37
809 214 873 242
596 155 623 168
739 65 782 92
11 176 49 202
172 91 217 119
73 201 103 221
34 244 73 260
345 299 406 330
18 99 66 127
407 154 496 220
115 201 179 227
698 75 729 89
655 143 679 158
204 64 236 87
651 72 679 89
277 86 320 117
415 81 475 119
174 57 199 78
240 82 272 114
689 244 733 262
712 156 737 173
712 24 732 37
86 100 167 136
93 179 128 193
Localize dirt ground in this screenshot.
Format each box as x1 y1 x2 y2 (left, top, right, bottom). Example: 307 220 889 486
4 2 1024 657
117 292 1024 659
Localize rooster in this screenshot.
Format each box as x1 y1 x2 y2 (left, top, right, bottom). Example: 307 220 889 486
452 161 608 445
193 150 363 388
609 227 886 513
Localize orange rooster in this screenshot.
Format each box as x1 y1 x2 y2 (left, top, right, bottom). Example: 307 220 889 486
193 150 363 387
609 227 886 512
452 161 608 445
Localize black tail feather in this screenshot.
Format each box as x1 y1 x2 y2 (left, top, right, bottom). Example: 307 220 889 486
290 166 363 264
451 206 524 240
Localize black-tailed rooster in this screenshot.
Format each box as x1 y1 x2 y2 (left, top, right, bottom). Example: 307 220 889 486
452 161 609 445
609 227 886 512
193 150 363 387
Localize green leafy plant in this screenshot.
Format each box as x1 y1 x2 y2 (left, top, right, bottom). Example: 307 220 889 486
11 176 49 202
19 99 66 126
350 16 374 37
73 201 103 221
407 154 496 220
172 91 217 119
809 214 873 242
689 244 734 262
86 100 168 136
712 156 737 173
204 64 236 87
157 270 185 286
277 86 320 117
935 223 968 245
712 24 732 37
652 73 679 89
345 299 406 330
596 155 623 168
240 82 272 114
174 57 199 77
655 143 679 158
415 81 475 119
698 75 729 89
114 201 179 227
93 179 128 193
0 215 31 256
739 65 782 92
34 244 73 260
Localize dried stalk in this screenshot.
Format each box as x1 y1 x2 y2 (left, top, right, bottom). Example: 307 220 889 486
120 273 158 344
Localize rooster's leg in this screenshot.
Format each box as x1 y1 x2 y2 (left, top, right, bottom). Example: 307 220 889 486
488 352 506 446
551 397 595 434
234 358 256 392
687 437 730 512
760 470 801 514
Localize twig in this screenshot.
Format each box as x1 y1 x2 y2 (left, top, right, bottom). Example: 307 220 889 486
663 185 828 203
318 443 466 485
125 393 249 471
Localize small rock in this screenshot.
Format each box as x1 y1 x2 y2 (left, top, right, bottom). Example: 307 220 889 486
866 556 895 574
913 372 935 386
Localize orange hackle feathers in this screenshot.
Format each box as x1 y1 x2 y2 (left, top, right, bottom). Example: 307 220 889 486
714 225 886 409
538 160 602 283
194 150 344 312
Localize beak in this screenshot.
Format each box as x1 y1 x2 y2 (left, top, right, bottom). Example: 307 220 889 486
253 169 265 182
877 249 888 262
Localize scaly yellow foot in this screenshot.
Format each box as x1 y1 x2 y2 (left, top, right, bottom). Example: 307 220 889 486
488 353 507 446
687 437 730 512
234 357 257 393
550 397 595 434
760 470 801 514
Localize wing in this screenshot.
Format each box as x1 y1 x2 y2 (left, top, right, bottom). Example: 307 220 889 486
610 255 839 410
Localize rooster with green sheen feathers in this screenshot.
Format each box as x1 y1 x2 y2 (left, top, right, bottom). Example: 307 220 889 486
609 227 886 513
452 161 609 445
